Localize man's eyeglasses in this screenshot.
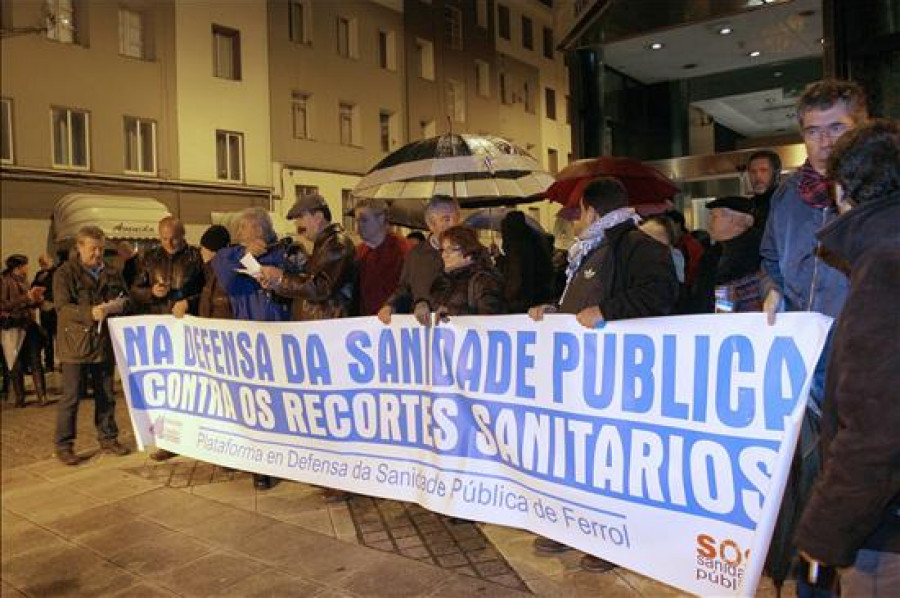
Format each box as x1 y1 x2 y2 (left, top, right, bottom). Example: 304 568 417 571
802 123 851 142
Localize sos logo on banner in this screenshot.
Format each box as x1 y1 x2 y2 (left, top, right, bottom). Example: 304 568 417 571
696 533 750 591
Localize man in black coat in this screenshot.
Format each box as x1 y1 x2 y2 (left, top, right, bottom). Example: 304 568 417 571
528 177 679 571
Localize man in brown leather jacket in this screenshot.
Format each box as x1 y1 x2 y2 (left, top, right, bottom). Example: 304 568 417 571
260 193 356 322
260 193 356 501
130 216 204 318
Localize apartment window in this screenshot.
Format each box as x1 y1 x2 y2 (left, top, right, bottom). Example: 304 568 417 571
444 5 462 50
379 111 396 153
522 16 533 50
292 92 310 139
420 120 436 139
416 38 434 80
46 0 76 43
475 60 490 98
476 0 488 29
547 148 558 175
1 99 12 164
216 130 243 182
499 73 510 104
543 26 553 59
289 0 311 44
524 82 534 113
212 25 241 80
295 185 318 200
545 88 556 120
51 107 89 168
118 9 145 59
446 79 466 123
124 117 156 174
378 30 397 71
336 16 358 58
341 189 355 231
339 103 359 146
498 4 510 40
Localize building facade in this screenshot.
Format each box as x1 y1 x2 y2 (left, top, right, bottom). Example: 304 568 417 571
1 0 572 265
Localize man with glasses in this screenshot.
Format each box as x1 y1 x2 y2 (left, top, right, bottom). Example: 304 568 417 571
759 79 868 597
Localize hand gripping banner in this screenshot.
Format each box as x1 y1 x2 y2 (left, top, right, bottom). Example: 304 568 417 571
110 312 832 596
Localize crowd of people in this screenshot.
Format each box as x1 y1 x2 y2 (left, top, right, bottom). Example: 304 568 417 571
1 77 897 595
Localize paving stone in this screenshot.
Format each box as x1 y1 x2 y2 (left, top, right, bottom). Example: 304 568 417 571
106 583 180 597
474 559 513 577
486 573 530 590
400 546 432 560
448 565 478 578
44 504 136 538
394 536 423 549
366 539 396 552
77 518 172 557
435 553 469 568
391 525 418 539
428 575 532 597
181 508 277 548
429 542 459 557
235 523 323 569
337 555 449 597
362 530 389 543
468 547 501 563
109 532 213 576
153 551 267 596
219 569 324 597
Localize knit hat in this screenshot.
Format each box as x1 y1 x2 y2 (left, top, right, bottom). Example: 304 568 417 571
200 225 231 252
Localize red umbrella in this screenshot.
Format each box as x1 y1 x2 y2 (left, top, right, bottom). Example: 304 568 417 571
544 157 679 211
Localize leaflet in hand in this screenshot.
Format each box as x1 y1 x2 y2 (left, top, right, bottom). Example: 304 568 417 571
237 252 262 277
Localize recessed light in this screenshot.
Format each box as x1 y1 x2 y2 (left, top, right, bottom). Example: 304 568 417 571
819 37 825 44
647 42 664 51
774 71 783 77
718 27 733 35
748 50 761 57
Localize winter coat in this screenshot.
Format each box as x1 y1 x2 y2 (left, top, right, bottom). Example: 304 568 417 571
428 260 504 316
278 223 357 321
210 244 292 322
499 220 554 313
760 172 849 318
795 193 900 567
53 260 129 364
131 244 205 315
385 236 444 314
558 221 678 319
1 271 39 329
197 261 232 320
356 232 408 316
691 227 762 313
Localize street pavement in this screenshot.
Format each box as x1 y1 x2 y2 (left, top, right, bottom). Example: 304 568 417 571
2 374 796 597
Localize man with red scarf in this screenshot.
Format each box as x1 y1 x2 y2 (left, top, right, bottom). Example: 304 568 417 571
759 79 868 597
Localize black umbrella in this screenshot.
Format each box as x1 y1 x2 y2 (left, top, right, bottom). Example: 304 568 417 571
463 208 545 233
353 134 554 208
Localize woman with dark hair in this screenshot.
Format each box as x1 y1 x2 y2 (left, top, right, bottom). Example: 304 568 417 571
498 210 553 313
795 119 900 595
1 255 48 407
421 226 503 319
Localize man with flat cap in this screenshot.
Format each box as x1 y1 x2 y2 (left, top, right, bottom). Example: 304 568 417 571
260 193 356 501
690 196 763 313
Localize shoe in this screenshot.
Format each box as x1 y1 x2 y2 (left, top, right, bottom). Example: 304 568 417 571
580 554 617 573
56 448 81 466
253 474 276 491
100 440 130 456
150 449 177 461
322 488 352 503
533 537 572 554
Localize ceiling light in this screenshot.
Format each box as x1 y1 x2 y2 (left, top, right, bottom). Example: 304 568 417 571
819 37 825 44
748 50 761 57
647 42 664 51
718 27 733 35
773 71 783 77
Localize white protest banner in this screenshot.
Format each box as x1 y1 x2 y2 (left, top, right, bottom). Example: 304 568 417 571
109 312 831 596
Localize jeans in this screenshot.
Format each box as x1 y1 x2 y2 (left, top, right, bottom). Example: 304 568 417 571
840 549 900 597
55 362 119 450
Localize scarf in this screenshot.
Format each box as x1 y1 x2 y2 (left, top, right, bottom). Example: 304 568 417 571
565 207 639 284
796 160 832 209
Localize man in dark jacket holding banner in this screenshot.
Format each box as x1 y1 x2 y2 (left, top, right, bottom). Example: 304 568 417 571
528 177 679 571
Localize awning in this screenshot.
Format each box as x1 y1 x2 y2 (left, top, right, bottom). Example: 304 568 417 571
52 193 171 242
